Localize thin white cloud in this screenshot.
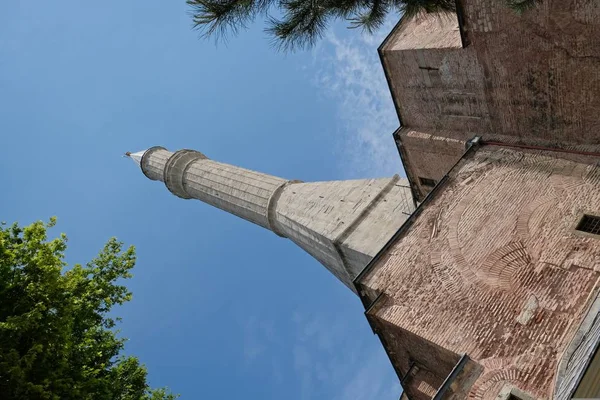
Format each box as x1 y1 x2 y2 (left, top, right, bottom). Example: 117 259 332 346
271 358 285 385
290 311 401 400
242 315 267 364
311 20 404 179
240 27 406 397
334 348 401 400
241 309 401 400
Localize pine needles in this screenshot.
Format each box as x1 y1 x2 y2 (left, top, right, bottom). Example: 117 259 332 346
506 0 540 14
188 0 540 51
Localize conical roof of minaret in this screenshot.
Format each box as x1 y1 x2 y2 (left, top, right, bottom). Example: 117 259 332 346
125 150 146 166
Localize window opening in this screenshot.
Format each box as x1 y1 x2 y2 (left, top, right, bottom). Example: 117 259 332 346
576 214 600 236
419 177 437 187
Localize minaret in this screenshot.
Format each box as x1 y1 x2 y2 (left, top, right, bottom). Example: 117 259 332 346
127 147 415 293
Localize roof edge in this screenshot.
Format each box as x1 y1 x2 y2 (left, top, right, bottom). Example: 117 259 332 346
353 136 482 298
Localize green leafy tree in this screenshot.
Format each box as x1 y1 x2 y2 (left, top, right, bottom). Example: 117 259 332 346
0 218 178 400
187 0 540 51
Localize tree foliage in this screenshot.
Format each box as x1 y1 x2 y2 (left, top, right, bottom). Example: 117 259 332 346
187 0 541 51
187 0 456 51
505 0 540 14
0 218 177 400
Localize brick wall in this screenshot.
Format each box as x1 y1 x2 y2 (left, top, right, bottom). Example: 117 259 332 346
381 14 490 134
382 0 600 145
458 0 600 144
396 128 473 201
358 146 600 399
380 0 600 201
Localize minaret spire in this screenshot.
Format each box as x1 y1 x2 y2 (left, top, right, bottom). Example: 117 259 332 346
125 151 145 166
128 146 414 293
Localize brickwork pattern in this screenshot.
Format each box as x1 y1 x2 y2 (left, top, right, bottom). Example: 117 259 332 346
382 0 600 145
387 12 462 50
459 0 600 144
360 147 600 399
383 44 490 134
381 1 600 202
398 128 474 201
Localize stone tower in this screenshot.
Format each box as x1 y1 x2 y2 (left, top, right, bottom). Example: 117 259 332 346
127 146 415 292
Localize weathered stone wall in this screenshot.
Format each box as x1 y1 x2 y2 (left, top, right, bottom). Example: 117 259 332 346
381 14 490 134
359 146 600 399
396 128 473 201
274 177 415 288
397 128 600 202
458 0 600 144
370 310 464 400
383 0 600 145
381 1 600 201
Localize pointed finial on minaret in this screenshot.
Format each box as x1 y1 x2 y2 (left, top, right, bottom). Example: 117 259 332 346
125 150 146 166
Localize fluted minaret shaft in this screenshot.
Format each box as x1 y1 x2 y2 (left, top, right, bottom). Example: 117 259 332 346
141 147 292 232
132 146 415 292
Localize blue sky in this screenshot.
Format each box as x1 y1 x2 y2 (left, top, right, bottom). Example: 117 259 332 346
0 2 404 399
